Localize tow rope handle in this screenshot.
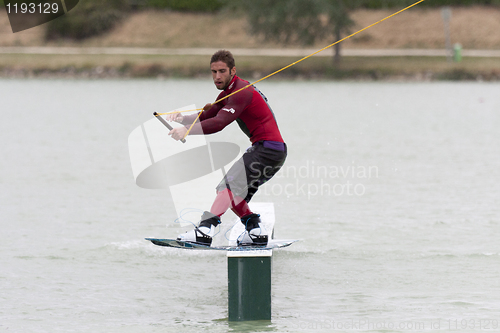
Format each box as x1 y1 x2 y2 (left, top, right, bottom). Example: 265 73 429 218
153 112 186 143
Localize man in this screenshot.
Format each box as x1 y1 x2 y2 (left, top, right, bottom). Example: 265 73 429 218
167 50 286 246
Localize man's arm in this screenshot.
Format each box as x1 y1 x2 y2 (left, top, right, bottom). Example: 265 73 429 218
169 102 228 141
179 103 222 125
187 90 252 135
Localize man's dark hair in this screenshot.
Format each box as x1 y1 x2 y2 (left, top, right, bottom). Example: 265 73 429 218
210 50 235 70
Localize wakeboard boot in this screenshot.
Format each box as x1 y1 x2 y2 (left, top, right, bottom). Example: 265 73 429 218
177 211 221 246
237 213 269 246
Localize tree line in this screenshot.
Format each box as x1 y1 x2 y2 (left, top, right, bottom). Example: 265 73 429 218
1 0 499 9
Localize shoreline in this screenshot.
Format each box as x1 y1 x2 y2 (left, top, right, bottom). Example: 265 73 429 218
2 66 499 81
1 51 499 81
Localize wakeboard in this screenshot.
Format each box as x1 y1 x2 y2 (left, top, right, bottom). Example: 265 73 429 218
145 238 298 251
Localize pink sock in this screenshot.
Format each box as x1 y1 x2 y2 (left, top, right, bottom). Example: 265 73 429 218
210 188 252 218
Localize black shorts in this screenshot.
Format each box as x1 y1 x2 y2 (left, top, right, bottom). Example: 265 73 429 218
216 142 287 202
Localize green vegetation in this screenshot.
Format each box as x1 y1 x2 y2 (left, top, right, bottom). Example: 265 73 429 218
141 0 500 10
1 53 499 81
145 0 229 12
361 0 500 7
2 0 500 9
2 0 499 43
44 0 130 40
244 0 359 65
241 0 500 65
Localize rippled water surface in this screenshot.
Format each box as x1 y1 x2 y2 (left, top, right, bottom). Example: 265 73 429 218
1 79 499 332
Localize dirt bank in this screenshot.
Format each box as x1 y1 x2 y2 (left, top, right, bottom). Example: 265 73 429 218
1 6 499 49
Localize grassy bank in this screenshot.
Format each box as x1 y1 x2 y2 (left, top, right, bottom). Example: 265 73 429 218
1 53 500 81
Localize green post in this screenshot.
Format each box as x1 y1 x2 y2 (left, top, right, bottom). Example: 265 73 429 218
227 251 272 321
453 43 462 62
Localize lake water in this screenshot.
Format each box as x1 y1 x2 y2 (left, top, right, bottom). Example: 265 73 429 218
1 79 499 332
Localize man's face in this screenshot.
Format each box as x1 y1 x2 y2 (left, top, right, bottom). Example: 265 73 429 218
211 61 236 90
